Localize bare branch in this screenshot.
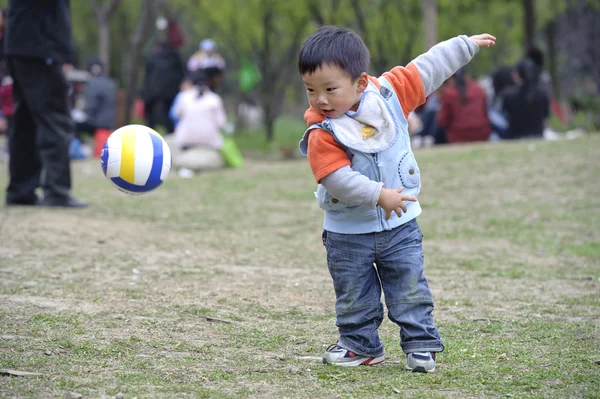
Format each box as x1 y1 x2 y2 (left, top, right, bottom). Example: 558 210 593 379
88 0 122 22
104 0 124 20
351 0 366 35
88 0 102 19
307 0 325 26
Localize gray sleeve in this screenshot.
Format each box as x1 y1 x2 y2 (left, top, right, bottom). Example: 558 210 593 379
321 166 383 208
412 35 480 96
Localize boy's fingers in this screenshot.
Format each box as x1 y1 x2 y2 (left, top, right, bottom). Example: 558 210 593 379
399 202 407 213
395 187 404 193
395 208 403 218
403 196 418 202
385 210 392 220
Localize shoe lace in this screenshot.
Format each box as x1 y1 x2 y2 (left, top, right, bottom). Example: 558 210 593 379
326 343 342 352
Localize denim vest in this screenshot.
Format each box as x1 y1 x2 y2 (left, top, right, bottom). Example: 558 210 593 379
299 77 422 234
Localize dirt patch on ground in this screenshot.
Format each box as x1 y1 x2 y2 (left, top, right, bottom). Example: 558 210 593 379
1 138 599 398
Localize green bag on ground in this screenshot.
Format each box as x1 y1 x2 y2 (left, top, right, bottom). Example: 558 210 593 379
239 58 262 93
221 137 244 168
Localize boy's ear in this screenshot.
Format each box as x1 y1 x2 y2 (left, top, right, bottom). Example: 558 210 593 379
356 72 369 93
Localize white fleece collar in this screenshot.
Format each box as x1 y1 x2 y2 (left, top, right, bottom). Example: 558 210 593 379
324 81 399 153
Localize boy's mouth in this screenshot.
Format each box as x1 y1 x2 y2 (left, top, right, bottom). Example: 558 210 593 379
322 109 334 117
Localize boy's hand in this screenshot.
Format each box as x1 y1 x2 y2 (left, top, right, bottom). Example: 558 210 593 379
469 33 496 48
377 187 417 220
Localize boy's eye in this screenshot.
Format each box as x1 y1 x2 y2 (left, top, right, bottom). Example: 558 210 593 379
326 88 336 92
306 88 314 93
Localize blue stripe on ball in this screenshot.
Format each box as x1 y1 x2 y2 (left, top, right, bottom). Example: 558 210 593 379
145 132 165 191
100 142 109 176
110 176 154 194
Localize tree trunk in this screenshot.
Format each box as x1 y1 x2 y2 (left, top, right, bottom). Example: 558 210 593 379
98 20 110 68
423 0 437 50
89 0 123 69
259 7 275 142
264 110 275 142
545 19 559 100
522 0 536 49
124 0 156 124
255 3 309 142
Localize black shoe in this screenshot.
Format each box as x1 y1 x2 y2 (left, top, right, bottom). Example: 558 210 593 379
38 196 89 208
6 198 40 207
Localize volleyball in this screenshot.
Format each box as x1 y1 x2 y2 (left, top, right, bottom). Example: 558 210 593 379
100 125 172 194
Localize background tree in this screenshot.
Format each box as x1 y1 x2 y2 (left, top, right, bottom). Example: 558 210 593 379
122 0 157 124
423 0 438 50
522 0 536 48
173 0 312 141
88 0 123 68
1 0 591 137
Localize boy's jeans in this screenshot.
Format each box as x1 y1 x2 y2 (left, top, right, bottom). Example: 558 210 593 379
323 219 444 356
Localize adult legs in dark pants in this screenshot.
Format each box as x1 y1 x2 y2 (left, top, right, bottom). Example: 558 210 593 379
144 98 175 133
143 99 157 130
160 97 175 133
5 57 87 208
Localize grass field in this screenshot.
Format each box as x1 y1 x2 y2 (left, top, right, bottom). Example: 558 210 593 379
1 134 599 398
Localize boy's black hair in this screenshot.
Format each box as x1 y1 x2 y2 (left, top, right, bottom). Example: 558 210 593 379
298 26 370 80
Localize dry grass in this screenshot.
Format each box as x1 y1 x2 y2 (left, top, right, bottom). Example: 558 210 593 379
0 135 599 398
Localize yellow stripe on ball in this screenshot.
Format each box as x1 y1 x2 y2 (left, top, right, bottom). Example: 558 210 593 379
119 129 137 184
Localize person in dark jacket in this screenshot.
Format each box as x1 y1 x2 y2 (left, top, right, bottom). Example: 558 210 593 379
4 0 87 207
436 67 491 144
0 8 6 62
501 58 550 139
75 58 117 136
142 18 185 133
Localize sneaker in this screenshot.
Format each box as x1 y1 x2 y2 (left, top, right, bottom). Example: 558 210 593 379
322 344 384 367
406 352 436 373
38 196 88 208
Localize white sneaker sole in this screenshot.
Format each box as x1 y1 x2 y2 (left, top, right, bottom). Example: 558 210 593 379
406 353 436 372
323 354 385 367
406 364 435 373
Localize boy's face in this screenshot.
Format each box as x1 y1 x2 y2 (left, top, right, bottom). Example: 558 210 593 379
302 64 368 119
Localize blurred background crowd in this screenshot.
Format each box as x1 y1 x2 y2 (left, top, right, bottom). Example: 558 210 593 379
0 0 597 174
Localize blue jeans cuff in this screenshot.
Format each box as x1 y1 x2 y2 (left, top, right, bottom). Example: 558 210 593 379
401 340 444 354
338 338 385 358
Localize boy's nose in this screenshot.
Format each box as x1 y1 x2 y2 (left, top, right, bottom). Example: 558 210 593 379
317 95 328 105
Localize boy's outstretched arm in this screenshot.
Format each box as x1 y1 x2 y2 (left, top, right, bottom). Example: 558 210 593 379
412 33 495 96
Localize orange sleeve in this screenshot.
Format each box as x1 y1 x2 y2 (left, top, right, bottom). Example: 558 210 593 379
307 129 351 183
381 63 426 119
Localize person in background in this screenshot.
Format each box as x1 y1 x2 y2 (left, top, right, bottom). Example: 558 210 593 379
526 46 553 100
526 45 565 130
4 0 87 208
412 94 443 147
436 67 491 143
501 58 550 139
166 70 227 176
0 8 6 61
186 39 226 73
490 65 515 110
142 17 185 133
0 60 14 138
486 65 515 140
0 8 6 139
172 70 226 150
168 74 194 130
75 58 117 137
